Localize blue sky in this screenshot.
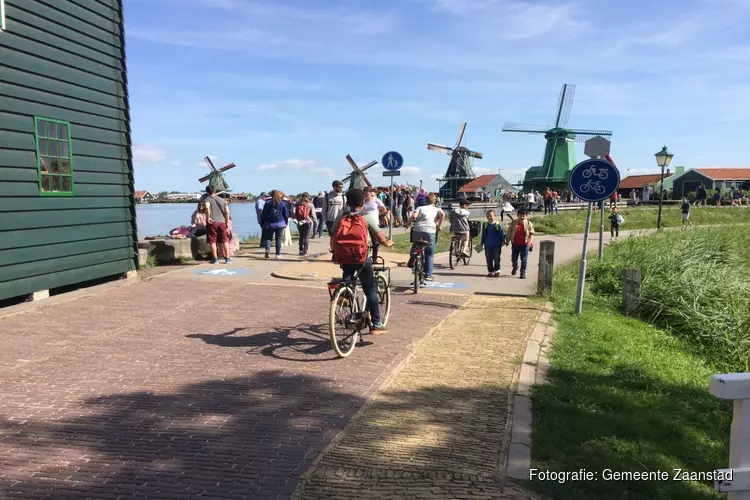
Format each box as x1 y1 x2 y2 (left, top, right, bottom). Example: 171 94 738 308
126 0 750 194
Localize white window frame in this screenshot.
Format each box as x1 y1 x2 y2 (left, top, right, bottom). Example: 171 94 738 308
1 0 5 31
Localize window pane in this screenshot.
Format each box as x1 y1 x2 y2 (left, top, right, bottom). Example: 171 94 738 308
737 182 743 188
41 175 51 192
57 123 68 140
38 138 49 156
39 156 49 173
48 122 59 139
726 182 733 188
60 141 69 157
50 159 59 174
36 120 46 138
49 140 59 157
50 176 60 192
60 159 70 174
62 176 72 192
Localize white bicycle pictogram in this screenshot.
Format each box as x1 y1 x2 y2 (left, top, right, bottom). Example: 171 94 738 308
582 165 609 180
579 179 606 195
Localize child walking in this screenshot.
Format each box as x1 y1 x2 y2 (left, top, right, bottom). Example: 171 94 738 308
608 207 621 239
681 198 693 229
479 210 505 277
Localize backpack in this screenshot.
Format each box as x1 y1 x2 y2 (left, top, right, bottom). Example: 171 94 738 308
333 213 369 265
296 203 310 222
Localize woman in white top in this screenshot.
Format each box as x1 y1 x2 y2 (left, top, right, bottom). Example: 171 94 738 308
409 193 445 281
362 187 388 260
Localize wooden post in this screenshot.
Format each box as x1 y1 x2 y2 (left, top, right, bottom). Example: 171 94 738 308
710 373 750 499
537 240 554 297
623 269 641 314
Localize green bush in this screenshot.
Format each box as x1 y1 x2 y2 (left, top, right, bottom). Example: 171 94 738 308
585 228 750 371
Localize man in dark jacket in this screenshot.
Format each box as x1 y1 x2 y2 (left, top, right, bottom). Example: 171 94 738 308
312 191 327 238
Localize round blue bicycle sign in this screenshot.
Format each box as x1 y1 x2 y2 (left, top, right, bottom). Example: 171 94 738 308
568 158 620 202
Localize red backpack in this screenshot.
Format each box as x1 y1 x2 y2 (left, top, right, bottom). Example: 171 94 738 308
295 203 310 222
333 213 369 265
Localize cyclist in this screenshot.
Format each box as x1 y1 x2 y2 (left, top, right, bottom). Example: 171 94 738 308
408 193 444 281
449 198 471 257
330 188 394 334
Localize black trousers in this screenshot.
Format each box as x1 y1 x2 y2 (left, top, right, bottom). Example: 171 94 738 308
298 223 311 254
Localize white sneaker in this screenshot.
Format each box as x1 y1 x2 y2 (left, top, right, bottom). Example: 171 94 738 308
275 254 281 259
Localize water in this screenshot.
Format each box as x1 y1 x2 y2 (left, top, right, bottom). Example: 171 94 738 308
135 203 262 239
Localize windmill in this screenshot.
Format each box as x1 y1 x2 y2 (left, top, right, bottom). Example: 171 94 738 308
428 122 483 200
341 154 377 191
198 156 236 193
502 84 612 191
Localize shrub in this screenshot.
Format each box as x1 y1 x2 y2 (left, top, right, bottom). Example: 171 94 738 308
585 228 750 371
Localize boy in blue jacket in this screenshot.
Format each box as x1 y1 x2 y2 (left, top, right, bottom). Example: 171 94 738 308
480 210 505 277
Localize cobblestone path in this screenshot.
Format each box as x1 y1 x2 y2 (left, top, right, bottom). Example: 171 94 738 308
0 273 464 499
295 296 548 499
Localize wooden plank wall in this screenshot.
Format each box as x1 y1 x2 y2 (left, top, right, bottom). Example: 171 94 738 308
0 0 137 301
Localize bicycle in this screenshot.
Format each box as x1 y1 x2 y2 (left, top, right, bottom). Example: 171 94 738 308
448 221 480 270
327 256 391 358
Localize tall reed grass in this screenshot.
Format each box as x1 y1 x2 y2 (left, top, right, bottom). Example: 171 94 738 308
583 228 750 371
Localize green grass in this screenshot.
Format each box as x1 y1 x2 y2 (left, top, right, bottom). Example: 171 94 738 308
142 254 158 268
532 205 750 235
525 228 746 500
389 230 453 255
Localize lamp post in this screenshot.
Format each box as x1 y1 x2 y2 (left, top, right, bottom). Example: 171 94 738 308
655 145 674 230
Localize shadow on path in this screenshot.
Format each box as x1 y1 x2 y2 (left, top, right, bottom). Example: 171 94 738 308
0 372 365 500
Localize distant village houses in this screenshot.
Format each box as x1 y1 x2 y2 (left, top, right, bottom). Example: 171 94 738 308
134 190 154 204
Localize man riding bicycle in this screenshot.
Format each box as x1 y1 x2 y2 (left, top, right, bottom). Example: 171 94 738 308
330 188 394 334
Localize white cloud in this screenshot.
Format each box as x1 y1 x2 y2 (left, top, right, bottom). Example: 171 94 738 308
473 167 495 175
429 0 585 40
254 159 336 177
133 145 167 166
172 160 183 166
400 166 422 175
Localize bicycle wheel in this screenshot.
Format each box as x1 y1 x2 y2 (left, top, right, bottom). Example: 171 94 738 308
464 240 473 265
413 259 421 294
449 240 456 270
376 273 391 326
329 286 359 358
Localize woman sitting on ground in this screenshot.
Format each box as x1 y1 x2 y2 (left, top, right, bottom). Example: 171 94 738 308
190 202 207 236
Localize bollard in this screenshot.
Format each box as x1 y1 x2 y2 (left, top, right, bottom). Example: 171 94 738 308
710 373 750 499
537 240 555 297
622 268 641 314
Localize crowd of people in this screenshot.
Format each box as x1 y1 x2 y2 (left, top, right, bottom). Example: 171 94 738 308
251 181 444 259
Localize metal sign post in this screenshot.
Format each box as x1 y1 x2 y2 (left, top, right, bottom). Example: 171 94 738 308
382 151 404 241
588 182 607 269
568 158 620 314
576 203 594 314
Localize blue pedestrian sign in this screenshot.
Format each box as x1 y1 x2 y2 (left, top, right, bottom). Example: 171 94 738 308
382 151 403 172
568 159 620 202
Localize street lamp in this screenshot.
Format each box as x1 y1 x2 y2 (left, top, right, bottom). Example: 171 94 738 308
654 145 674 230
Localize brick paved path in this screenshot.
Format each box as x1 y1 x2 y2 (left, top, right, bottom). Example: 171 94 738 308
295 296 548 499
0 272 464 499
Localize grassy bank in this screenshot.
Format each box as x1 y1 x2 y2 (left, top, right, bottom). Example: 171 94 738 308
532 205 750 234
526 228 750 499
389 230 452 255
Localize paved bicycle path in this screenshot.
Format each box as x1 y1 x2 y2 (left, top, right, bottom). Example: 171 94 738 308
0 272 464 499
295 295 549 499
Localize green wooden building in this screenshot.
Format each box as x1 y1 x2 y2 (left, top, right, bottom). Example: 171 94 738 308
0 0 137 302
